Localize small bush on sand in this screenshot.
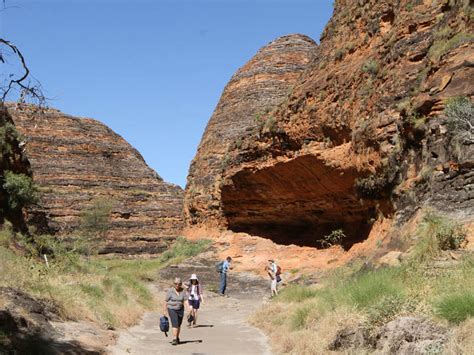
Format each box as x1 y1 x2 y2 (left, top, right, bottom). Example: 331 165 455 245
436 292 474 324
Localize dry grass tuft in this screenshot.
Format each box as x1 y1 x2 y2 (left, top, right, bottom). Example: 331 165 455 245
443 318 474 354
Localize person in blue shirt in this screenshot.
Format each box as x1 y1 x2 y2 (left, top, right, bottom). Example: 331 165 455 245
219 256 232 295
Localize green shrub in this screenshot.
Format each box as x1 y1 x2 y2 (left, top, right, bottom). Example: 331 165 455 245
2 171 38 210
291 305 311 330
255 113 265 131
0 122 22 156
319 229 346 248
0 222 13 248
355 174 390 198
344 268 404 309
436 292 474 324
445 96 473 144
362 59 379 76
277 285 318 302
79 284 105 299
264 116 279 134
412 212 467 263
366 295 406 328
420 166 433 182
334 48 345 61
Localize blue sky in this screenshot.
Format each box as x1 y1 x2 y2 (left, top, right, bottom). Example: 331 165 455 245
2 0 333 188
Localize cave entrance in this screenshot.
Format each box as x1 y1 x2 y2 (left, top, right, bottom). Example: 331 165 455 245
221 155 377 251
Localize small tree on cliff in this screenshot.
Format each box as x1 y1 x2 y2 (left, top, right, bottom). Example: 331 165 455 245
78 198 114 256
2 170 38 210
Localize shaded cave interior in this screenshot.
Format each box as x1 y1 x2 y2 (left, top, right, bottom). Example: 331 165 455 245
221 155 378 251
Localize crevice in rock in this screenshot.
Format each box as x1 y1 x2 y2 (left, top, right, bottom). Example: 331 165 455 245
221 155 379 250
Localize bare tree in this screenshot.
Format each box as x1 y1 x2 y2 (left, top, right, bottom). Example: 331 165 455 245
0 2 45 106
0 39 45 106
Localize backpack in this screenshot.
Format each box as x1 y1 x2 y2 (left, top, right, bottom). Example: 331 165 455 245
215 261 224 273
160 316 169 337
276 265 282 275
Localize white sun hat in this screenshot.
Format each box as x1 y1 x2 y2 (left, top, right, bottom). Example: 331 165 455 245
190 274 198 280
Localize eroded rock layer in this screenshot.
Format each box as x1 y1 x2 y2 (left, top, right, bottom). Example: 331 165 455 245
186 0 474 248
10 105 183 253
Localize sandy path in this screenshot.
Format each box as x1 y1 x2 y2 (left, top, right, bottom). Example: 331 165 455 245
108 292 272 355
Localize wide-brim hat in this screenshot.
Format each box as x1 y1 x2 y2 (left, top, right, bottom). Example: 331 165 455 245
190 273 198 280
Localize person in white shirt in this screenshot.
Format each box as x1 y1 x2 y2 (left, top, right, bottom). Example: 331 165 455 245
186 274 204 327
265 259 279 297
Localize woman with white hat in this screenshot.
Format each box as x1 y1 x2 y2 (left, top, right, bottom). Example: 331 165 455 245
186 273 204 327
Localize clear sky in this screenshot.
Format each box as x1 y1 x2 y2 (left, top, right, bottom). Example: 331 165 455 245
2 0 333 188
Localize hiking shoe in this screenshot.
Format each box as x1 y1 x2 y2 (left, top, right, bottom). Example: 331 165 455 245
171 338 178 346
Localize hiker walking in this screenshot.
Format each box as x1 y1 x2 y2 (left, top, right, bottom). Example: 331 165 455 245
186 273 204 327
266 259 281 297
218 256 232 295
163 277 189 345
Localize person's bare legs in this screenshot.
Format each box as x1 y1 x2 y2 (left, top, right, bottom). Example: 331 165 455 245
188 306 195 327
171 324 181 343
271 279 278 297
193 308 198 326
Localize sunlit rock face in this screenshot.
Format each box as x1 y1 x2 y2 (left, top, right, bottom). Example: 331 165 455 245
186 0 473 249
10 105 184 254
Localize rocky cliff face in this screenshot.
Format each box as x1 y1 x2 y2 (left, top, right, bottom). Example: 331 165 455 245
186 0 473 250
10 105 183 254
